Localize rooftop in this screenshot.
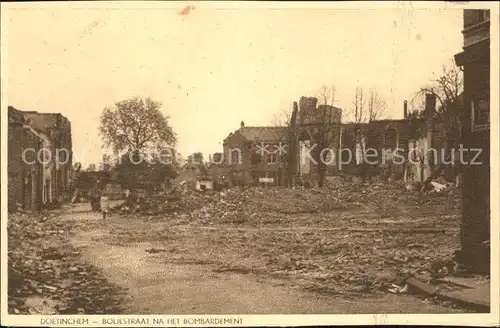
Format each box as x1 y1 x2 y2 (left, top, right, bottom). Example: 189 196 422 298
20 111 70 133
7 106 25 125
234 126 288 142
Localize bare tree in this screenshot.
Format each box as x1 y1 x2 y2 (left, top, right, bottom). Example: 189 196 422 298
267 107 294 185
416 64 463 142
345 87 387 124
367 89 387 121
348 88 370 182
270 107 292 130
272 88 341 188
314 105 340 187
410 64 464 152
269 107 293 157
412 63 464 190
305 85 341 187
316 84 337 106
350 87 365 124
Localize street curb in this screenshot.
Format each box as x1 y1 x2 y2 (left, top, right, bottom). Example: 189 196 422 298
406 277 490 313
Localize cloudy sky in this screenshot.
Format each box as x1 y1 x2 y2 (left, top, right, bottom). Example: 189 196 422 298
4 2 464 166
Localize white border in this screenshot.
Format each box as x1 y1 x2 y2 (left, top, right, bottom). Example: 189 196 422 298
1 1 499 327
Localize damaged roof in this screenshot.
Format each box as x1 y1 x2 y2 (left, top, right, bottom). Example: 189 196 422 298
8 106 25 125
22 112 60 133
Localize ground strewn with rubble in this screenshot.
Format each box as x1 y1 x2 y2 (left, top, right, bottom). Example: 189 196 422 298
8 211 126 314
9 179 472 314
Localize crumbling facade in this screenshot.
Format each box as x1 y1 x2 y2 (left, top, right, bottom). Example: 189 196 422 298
220 99 343 187
22 110 73 203
8 106 73 211
454 9 490 272
8 107 43 211
292 97 342 184
221 94 452 187
338 94 447 183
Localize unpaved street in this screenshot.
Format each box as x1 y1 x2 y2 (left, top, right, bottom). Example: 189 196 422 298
9 181 468 314
59 193 464 314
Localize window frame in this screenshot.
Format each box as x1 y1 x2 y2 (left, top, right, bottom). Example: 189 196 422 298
471 97 490 132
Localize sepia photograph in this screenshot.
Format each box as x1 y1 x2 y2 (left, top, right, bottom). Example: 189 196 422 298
1 1 498 327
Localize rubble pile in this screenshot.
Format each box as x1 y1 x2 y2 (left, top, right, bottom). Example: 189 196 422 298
111 186 350 224
183 187 350 225
328 178 461 209
193 204 460 296
261 227 460 295
149 179 462 295
104 177 461 296
259 181 460 294
8 213 125 314
112 175 460 223
110 188 214 216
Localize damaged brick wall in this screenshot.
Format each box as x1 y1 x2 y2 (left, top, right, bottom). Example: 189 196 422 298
339 118 431 179
8 115 25 211
8 107 44 211
22 112 73 201
223 131 252 186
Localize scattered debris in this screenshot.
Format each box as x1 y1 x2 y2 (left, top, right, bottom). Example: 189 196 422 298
145 248 166 254
8 212 126 314
430 181 447 192
105 178 462 296
24 296 57 315
388 284 409 294
9 177 465 311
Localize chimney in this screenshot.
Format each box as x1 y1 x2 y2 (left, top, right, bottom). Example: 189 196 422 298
240 121 245 128
403 100 408 119
425 93 436 117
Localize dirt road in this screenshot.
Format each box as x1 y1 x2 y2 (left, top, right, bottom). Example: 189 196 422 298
63 204 464 314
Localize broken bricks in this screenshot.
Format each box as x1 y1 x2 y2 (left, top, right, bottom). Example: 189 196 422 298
7 212 126 314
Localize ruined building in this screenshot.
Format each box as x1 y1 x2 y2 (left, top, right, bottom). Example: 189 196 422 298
221 98 342 186
22 110 73 203
290 97 342 185
221 92 453 187
338 93 448 182
8 106 73 211
8 107 43 212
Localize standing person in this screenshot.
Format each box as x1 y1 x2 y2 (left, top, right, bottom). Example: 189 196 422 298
354 129 367 183
89 179 102 212
71 163 82 203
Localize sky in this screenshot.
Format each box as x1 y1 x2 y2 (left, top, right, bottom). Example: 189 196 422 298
3 3 464 167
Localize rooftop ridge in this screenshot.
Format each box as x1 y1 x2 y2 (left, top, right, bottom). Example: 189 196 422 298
240 126 287 129
22 111 63 116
